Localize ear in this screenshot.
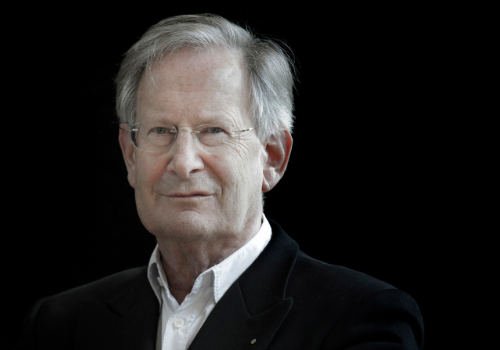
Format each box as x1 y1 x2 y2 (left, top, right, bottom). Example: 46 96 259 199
262 130 293 192
118 125 136 189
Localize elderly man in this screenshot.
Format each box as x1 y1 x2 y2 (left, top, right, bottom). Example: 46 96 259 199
19 14 424 350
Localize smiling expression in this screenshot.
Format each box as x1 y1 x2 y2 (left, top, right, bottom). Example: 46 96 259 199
126 48 268 243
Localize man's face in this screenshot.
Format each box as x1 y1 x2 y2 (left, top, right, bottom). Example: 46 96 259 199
125 48 267 242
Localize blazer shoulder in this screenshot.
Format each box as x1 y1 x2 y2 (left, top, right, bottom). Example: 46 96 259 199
291 251 397 305
36 267 147 321
19 267 148 349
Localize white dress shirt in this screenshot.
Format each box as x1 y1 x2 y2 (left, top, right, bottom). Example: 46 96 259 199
147 214 272 350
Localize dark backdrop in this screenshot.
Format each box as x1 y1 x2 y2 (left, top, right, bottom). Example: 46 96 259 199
8 4 446 348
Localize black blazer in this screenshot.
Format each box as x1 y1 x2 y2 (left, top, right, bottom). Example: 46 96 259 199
19 220 424 349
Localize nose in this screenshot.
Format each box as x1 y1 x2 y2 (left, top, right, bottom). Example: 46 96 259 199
166 128 204 178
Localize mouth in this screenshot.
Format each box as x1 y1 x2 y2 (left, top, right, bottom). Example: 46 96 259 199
165 192 211 198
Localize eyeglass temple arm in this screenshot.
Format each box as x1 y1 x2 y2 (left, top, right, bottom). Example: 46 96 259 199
119 126 137 132
232 127 254 133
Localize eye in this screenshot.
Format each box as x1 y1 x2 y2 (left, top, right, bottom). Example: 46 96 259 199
204 127 225 134
153 127 173 134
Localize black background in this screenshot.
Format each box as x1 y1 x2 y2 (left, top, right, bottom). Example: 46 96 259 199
7 4 451 348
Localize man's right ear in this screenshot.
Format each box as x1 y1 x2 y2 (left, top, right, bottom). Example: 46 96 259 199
118 125 136 189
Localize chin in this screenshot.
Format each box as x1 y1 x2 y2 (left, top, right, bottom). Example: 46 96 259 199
151 211 220 243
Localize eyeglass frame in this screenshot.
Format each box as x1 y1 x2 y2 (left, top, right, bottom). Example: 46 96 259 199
119 122 256 151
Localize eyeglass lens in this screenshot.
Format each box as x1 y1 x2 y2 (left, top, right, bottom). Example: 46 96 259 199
130 122 245 152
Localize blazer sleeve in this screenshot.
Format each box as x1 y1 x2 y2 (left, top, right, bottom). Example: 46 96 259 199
321 288 424 350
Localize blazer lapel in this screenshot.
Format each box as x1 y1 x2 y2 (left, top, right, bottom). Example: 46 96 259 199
74 270 159 350
189 220 299 350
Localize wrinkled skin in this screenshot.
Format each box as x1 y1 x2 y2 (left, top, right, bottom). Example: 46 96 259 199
119 47 292 303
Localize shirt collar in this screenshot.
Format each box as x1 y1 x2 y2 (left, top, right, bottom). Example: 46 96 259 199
147 213 272 304
212 214 272 302
147 244 165 305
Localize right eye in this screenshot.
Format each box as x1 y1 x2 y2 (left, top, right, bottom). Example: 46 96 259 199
153 127 176 135
154 127 167 134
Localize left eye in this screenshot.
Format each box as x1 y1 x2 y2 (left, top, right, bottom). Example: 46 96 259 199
204 127 224 134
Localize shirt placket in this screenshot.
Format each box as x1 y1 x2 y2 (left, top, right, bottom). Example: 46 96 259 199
163 310 194 349
161 274 208 350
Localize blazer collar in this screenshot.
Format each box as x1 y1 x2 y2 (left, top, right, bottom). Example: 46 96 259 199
238 219 299 315
188 219 299 350
74 269 159 350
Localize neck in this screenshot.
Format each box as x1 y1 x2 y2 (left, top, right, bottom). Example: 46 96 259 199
157 215 262 305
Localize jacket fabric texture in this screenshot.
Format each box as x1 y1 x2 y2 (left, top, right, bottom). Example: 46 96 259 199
19 220 424 350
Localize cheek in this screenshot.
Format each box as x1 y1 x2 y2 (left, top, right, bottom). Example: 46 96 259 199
224 146 264 195
209 154 237 191
135 153 166 199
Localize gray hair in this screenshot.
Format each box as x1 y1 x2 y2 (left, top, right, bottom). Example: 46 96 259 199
115 13 296 141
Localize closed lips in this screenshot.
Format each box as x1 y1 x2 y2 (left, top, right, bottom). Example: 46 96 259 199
166 192 210 197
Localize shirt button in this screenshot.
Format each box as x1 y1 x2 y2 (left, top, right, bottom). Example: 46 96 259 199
173 318 185 328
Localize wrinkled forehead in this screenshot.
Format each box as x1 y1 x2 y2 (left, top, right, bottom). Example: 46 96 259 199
136 47 252 126
147 47 248 89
